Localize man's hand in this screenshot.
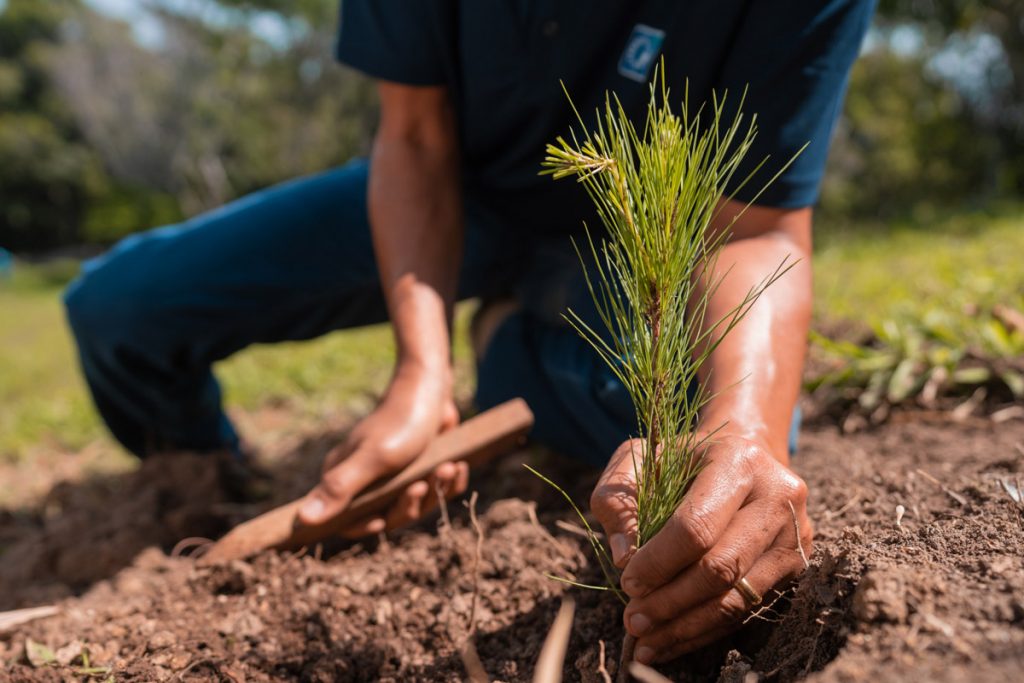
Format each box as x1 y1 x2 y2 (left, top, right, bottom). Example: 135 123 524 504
297 365 468 536
297 79 466 538
591 433 812 664
588 199 815 663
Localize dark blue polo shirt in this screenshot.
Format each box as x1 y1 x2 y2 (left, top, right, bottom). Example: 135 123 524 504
336 0 875 232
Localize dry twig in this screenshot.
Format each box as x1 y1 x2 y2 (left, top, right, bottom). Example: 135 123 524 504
991 405 1024 423
617 635 637 683
0 606 59 633
597 640 613 683
788 500 810 569
999 477 1023 509
528 503 576 559
554 519 601 539
460 639 489 683
175 657 240 681
455 491 490 683
435 479 452 535
824 490 861 519
532 599 576 683
627 661 673 683
464 491 485 639
951 387 986 421
743 588 791 624
170 537 213 559
915 469 968 506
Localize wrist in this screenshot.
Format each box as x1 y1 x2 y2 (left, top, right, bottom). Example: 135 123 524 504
391 356 453 397
698 407 784 463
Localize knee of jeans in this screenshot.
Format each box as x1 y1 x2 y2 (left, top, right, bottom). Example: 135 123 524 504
64 271 101 339
64 259 143 342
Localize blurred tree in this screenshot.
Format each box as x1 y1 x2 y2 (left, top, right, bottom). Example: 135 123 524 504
820 0 1022 220
0 0 102 250
876 0 1022 194
2 0 1017 249
1 0 376 251
51 0 377 220
820 47 997 218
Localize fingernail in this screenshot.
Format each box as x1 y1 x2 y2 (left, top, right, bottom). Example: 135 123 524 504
636 646 655 664
610 533 630 564
628 613 652 636
300 497 324 521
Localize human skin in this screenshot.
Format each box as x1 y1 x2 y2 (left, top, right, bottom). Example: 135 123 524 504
298 80 814 656
297 81 470 534
590 202 814 664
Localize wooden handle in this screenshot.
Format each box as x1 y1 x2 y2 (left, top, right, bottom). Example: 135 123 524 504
199 399 533 564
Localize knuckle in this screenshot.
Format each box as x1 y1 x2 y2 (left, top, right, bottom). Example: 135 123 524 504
795 535 814 570
321 444 348 473
675 507 718 554
662 611 698 646
699 551 743 593
319 470 351 500
717 591 751 624
726 439 760 484
375 443 404 466
590 487 633 530
782 474 809 503
643 552 677 587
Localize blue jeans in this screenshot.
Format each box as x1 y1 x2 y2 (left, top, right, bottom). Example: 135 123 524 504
64 160 798 466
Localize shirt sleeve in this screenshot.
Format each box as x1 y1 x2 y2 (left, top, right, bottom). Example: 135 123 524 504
335 0 455 86
717 0 875 208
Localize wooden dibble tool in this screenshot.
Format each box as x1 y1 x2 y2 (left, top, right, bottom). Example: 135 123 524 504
199 398 534 565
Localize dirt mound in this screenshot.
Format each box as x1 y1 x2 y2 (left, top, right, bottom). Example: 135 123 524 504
1 416 1022 681
756 419 1024 682
0 452 230 609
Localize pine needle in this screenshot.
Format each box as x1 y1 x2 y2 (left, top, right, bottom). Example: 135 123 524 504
541 63 794 546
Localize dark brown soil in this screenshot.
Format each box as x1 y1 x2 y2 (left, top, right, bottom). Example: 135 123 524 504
1 412 1022 682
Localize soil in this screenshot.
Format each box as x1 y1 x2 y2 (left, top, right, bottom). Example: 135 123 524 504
1 410 1022 682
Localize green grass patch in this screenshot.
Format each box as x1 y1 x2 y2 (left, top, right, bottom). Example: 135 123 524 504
1 203 1019 461
0 261 474 462
814 203 1024 325
811 203 1024 413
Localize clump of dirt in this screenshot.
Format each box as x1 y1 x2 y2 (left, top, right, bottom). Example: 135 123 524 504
0 452 231 609
753 419 1024 682
1 416 1022 681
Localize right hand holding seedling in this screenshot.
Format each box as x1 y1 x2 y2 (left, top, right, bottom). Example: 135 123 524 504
591 433 813 665
298 365 468 536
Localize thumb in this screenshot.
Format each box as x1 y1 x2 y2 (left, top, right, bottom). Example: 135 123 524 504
298 447 380 526
590 438 643 568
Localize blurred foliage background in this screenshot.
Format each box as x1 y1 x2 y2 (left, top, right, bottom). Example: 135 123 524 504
0 0 1021 465
1 0 1022 250
0 0 376 251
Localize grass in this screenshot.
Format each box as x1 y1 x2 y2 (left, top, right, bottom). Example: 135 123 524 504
0 260 473 463
813 203 1024 326
0 202 1020 463
809 204 1024 413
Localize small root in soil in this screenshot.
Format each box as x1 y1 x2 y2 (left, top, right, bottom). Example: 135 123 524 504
597 639 612 683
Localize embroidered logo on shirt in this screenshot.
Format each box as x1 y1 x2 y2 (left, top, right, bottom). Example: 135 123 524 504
618 24 665 82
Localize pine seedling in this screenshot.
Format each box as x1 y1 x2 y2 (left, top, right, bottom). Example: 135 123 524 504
535 69 798 672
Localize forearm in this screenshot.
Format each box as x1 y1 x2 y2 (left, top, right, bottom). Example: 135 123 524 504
299 91 464 526
369 88 461 387
696 206 813 464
